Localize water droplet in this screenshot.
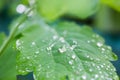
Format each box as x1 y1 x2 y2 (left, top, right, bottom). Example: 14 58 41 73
90 57 94 60
16 4 27 14
97 42 103 47
69 60 73 65
47 47 52 51
26 57 30 59
72 54 76 59
70 45 77 50
95 74 99 78
53 35 58 40
86 55 90 58
59 37 65 43
87 40 90 43
72 66 75 69
89 69 93 72
31 42 36 46
73 40 77 45
18 69 25 73
25 68 31 72
91 78 95 80
97 66 100 70
100 65 104 68
58 45 66 53
47 43 55 51
16 40 23 50
82 74 87 80
35 51 39 54
102 48 105 50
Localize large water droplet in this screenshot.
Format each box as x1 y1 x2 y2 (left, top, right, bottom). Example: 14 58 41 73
16 4 27 14
97 42 103 47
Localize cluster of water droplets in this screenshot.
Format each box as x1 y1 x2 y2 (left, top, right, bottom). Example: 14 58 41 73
16 39 24 50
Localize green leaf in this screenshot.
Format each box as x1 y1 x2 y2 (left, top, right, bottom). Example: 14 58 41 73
101 0 120 12
16 17 118 80
0 33 6 46
0 33 16 80
36 0 100 21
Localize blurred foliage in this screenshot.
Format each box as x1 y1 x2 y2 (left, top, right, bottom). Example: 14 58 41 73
95 5 120 33
101 0 120 12
37 0 100 21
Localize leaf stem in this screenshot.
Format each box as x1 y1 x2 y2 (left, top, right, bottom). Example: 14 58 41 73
0 8 33 56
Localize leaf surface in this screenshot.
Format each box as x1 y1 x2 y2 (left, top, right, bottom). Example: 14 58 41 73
0 33 16 80
16 17 118 80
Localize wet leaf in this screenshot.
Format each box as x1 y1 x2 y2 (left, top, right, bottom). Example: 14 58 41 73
16 17 118 80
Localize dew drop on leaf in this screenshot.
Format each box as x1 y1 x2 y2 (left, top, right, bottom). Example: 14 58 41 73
69 60 73 65
94 74 99 78
53 35 58 40
31 41 36 47
16 39 23 50
58 45 66 53
72 54 76 59
47 47 52 51
70 45 77 50
82 74 87 80
35 51 39 54
97 42 103 47
89 69 93 72
87 40 90 43
26 56 30 60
